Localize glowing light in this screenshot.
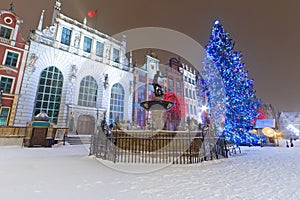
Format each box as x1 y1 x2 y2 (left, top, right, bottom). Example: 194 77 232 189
262 127 275 137
201 105 208 112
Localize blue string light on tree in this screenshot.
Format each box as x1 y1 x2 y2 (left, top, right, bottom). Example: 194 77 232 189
202 20 258 145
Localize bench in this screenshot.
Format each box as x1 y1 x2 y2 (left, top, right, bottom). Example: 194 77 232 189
226 142 241 156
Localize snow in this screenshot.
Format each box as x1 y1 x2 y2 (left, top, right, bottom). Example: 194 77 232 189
0 140 300 200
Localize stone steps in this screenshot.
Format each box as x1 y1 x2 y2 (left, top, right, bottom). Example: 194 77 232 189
66 135 91 145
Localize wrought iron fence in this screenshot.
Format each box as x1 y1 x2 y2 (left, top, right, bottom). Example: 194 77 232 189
90 127 227 164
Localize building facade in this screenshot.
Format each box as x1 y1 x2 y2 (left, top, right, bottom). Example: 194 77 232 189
14 0 133 134
182 63 199 122
163 58 184 130
132 53 161 129
0 6 28 126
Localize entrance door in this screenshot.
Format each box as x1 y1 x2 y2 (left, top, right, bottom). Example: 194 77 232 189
31 128 47 146
77 115 95 135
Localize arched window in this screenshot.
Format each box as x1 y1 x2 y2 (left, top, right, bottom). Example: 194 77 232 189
34 66 63 123
78 76 98 107
109 83 124 124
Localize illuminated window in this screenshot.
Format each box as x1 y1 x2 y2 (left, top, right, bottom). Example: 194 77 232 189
83 36 92 53
4 51 19 68
109 83 124 124
61 27 72 46
34 66 63 123
78 76 98 107
0 26 12 39
0 107 9 126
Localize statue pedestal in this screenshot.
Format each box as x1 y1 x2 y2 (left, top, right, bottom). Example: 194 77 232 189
140 83 174 131
151 109 166 130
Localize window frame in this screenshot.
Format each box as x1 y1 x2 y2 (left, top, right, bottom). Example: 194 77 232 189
112 48 120 63
3 50 20 68
109 83 125 124
34 66 64 123
0 75 14 94
0 107 10 126
61 27 72 46
0 25 13 39
95 41 104 57
78 75 98 107
83 36 92 53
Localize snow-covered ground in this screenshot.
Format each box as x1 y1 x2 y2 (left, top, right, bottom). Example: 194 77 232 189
0 140 299 200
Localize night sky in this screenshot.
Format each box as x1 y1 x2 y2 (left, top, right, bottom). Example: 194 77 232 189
2 0 299 112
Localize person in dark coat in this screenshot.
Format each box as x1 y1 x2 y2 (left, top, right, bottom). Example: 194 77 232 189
290 138 294 147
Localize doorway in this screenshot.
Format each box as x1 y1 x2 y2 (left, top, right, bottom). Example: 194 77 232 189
76 115 95 135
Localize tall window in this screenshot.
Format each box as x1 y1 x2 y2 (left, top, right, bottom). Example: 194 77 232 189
137 109 145 127
0 76 13 93
96 41 104 57
113 48 120 63
83 36 92 53
148 84 153 99
139 71 146 82
109 83 124 124
78 76 98 107
61 27 72 46
168 78 174 92
176 78 181 94
0 107 9 126
138 85 146 103
185 88 188 97
4 51 19 68
34 66 63 123
0 26 12 39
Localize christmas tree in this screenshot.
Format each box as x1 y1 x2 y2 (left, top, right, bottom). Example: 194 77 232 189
202 20 258 144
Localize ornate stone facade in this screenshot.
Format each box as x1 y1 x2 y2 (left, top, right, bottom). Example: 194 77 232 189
13 1 133 135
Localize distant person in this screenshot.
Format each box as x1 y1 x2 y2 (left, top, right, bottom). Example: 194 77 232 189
248 139 253 147
290 138 294 147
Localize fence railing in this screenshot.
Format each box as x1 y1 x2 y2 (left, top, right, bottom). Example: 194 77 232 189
0 126 27 138
90 128 227 164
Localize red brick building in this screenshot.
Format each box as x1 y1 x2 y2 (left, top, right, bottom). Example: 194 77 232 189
0 6 28 126
163 57 185 130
